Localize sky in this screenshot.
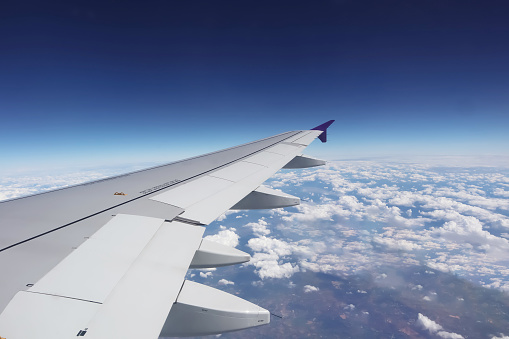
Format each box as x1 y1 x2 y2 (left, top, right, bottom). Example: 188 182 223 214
1 0 509 172
1 3 509 336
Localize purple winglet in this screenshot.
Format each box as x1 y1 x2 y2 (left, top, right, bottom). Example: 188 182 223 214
311 120 335 143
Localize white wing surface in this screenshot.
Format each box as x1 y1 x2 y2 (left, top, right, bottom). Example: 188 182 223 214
0 120 334 338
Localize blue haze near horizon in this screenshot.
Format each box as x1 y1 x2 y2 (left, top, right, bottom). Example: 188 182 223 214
1 0 509 173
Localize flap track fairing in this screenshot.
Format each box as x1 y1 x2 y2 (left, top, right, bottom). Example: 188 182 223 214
161 281 270 337
230 186 300 210
190 239 250 269
283 154 326 169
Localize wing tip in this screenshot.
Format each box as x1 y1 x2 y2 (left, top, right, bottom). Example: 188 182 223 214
311 120 335 143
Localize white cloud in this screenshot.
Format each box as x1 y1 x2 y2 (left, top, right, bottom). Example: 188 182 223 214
244 218 271 236
258 162 509 290
437 331 465 339
493 188 509 198
249 254 300 279
416 313 464 339
216 210 241 221
218 279 234 286
204 228 240 248
433 215 509 258
373 236 422 251
247 236 293 256
281 201 337 223
417 313 443 333
200 271 213 278
269 163 509 292
303 285 319 293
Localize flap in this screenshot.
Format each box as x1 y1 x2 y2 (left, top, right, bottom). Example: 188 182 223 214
29 214 166 303
0 215 205 339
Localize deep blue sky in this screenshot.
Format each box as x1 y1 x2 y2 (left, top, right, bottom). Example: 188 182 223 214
1 0 508 171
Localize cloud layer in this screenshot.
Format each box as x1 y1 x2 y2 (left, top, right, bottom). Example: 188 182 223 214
213 161 509 293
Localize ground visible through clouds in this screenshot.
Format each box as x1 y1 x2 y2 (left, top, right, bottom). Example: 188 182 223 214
2 160 509 338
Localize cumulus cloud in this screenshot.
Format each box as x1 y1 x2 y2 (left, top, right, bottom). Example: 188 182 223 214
437 332 465 339
244 218 271 236
416 313 464 338
417 313 443 333
216 210 242 221
303 285 319 293
270 162 509 292
373 236 422 252
433 215 509 258
204 228 240 248
493 188 509 198
246 234 331 279
218 279 234 286
249 253 300 279
281 201 337 223
248 236 292 256
200 271 213 278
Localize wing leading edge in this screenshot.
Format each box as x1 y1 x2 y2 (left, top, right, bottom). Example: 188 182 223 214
0 121 334 338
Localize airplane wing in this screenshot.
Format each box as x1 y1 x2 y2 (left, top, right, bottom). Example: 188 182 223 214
0 120 334 338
